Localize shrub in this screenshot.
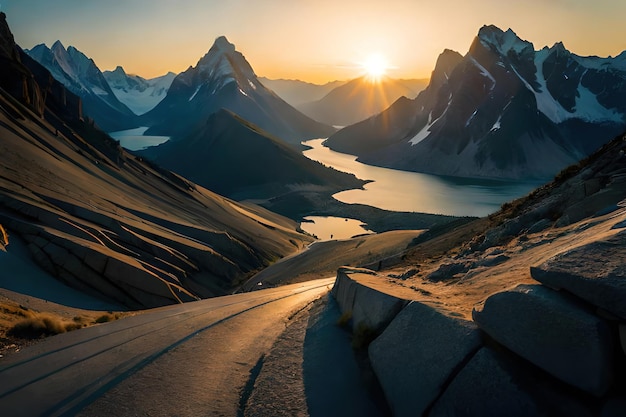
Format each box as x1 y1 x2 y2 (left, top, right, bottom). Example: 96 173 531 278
94 313 114 323
8 314 67 339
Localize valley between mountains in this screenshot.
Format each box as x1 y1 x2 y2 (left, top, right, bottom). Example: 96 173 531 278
1 8 626 416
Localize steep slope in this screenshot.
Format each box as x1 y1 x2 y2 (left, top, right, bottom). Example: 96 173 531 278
0 13 313 309
326 26 626 180
258 77 345 107
142 36 335 145
25 42 138 131
138 109 364 200
297 76 428 127
103 66 176 115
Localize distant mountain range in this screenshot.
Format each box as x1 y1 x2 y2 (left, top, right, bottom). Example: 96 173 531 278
103 66 176 116
326 25 626 180
141 36 335 144
0 12 316 307
25 41 138 131
296 76 428 127
258 77 346 106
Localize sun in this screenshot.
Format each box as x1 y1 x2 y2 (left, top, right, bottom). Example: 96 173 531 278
361 53 389 82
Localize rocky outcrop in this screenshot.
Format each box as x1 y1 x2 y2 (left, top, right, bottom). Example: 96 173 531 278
429 347 595 417
473 284 614 396
369 301 482 417
331 264 626 416
331 267 407 335
531 230 626 319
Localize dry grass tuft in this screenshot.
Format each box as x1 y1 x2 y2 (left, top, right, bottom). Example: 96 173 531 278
7 313 80 339
94 313 121 324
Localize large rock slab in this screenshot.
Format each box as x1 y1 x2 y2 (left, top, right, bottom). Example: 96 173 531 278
429 347 594 417
331 267 408 335
530 230 626 319
368 301 482 417
473 284 614 396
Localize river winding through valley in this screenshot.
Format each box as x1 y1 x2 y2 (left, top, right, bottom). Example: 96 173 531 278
110 131 543 240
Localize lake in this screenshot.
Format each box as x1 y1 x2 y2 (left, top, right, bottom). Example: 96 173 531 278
302 139 544 217
300 216 373 240
109 127 170 151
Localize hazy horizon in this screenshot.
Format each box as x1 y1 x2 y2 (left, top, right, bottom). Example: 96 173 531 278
4 0 626 83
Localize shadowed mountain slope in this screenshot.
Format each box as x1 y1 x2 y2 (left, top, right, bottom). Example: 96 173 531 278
0 13 313 309
138 108 364 200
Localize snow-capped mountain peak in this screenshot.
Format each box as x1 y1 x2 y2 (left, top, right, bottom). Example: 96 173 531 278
190 35 257 94
103 66 176 115
26 41 138 130
325 25 626 180
142 35 334 144
212 35 236 54
478 25 533 55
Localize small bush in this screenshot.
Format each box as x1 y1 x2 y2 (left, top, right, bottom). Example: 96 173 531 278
8 314 68 339
95 313 114 323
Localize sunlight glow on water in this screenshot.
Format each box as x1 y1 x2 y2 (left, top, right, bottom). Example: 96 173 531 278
109 127 170 151
300 216 373 240
303 139 544 217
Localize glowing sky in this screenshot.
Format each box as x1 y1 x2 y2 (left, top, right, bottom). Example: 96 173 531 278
4 0 626 83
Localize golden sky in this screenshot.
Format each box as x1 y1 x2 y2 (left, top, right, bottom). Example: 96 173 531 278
5 0 626 83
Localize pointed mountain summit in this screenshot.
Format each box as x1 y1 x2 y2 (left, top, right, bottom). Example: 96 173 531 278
142 36 334 144
103 65 176 115
26 41 138 130
326 25 626 180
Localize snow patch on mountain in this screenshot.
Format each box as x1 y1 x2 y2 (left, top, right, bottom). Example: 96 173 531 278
409 99 453 146
469 56 496 90
575 83 622 122
104 67 176 115
528 48 622 124
188 85 202 102
478 26 533 55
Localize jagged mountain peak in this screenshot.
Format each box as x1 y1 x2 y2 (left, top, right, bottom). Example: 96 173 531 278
51 39 65 50
111 65 126 75
143 34 334 144
212 35 236 53
193 35 256 82
434 49 464 70
478 25 533 54
0 12 18 59
429 48 463 88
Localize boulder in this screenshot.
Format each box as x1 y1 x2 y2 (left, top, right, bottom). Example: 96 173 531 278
473 284 614 396
368 301 482 417
331 267 407 335
429 347 594 417
530 230 626 320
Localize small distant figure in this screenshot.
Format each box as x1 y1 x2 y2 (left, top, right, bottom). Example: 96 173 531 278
330 234 333 239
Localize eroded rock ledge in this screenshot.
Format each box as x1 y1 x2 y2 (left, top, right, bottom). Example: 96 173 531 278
331 244 626 417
